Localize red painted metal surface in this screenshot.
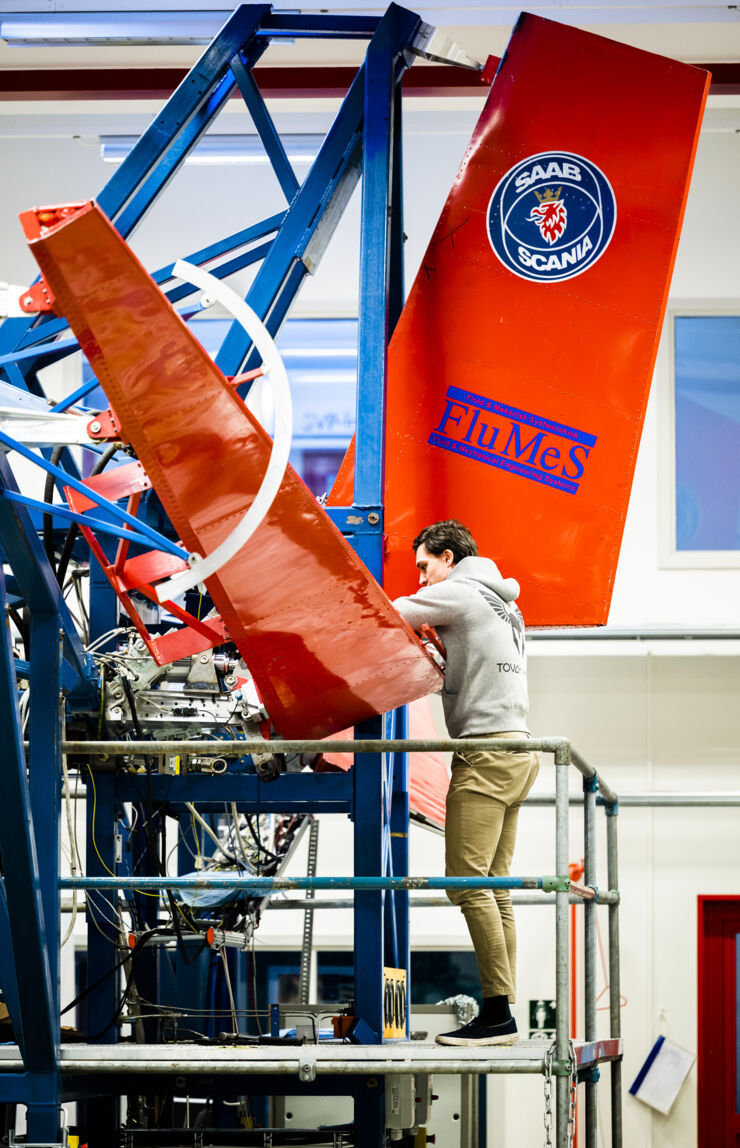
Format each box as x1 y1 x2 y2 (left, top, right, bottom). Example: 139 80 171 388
5 60 738 103
697 896 740 1147
66 461 230 665
0 63 500 103
332 15 709 624
25 201 441 738
321 696 449 828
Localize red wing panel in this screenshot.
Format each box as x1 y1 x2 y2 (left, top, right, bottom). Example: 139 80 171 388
321 697 449 828
332 16 708 624
27 202 442 737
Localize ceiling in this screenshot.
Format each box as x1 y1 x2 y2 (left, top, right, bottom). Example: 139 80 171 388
2 1 740 72
0 2 738 203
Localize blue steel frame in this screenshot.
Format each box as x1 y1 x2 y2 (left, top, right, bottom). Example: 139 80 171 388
0 5 436 1144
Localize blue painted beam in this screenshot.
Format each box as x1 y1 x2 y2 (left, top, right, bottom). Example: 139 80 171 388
354 3 421 529
3 491 177 554
0 570 57 1074
388 81 406 338
84 771 121 1143
4 6 272 362
154 211 286 290
0 878 25 1056
0 1074 29 1104
0 436 187 561
261 14 380 38
14 213 286 359
60 875 546 892
97 5 270 236
0 456 92 692
116 770 354 813
230 55 300 202
354 714 390 1044
0 337 79 369
214 57 368 377
390 707 410 1029
28 612 63 1057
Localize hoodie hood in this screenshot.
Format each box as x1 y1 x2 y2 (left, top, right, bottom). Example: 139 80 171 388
447 555 520 603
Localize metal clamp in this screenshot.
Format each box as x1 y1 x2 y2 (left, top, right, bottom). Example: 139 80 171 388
9 1135 68 1148
298 1049 317 1082
542 874 571 894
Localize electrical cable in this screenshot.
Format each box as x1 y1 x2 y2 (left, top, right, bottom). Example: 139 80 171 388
229 803 252 869
65 927 180 1039
86 626 131 653
60 739 79 946
56 443 120 587
86 764 159 899
221 948 239 1036
42 445 64 568
67 767 128 939
248 929 262 1036
121 676 145 741
185 803 240 866
245 813 279 863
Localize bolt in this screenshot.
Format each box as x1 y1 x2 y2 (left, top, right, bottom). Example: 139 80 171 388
224 674 236 687
24 296 32 306
175 1075 186 1088
89 421 101 434
199 654 209 664
367 512 380 525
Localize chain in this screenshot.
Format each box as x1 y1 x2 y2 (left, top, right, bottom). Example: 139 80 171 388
543 1039 579 1147
543 1042 554 1147
567 1039 578 1146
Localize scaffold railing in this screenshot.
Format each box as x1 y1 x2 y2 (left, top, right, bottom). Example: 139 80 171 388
60 734 623 1148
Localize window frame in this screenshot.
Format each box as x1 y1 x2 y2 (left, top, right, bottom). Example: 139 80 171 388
660 300 740 570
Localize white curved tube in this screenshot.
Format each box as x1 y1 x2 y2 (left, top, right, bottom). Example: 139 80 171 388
155 259 293 603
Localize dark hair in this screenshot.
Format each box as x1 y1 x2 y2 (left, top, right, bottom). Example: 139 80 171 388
412 520 478 565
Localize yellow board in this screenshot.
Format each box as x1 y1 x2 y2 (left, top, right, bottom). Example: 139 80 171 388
383 967 407 1039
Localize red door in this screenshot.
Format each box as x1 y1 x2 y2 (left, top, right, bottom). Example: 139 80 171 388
698 897 740 1146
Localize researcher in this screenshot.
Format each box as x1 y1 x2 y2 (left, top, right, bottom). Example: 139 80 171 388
392 519 538 1047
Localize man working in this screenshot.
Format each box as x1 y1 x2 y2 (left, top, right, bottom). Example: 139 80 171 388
392 520 538 1047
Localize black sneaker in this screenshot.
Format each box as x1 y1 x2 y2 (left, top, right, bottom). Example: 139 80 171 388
435 1016 519 1047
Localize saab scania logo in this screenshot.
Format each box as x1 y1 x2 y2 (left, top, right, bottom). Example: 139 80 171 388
487 151 616 283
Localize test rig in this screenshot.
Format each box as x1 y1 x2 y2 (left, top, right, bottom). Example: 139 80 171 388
0 3 709 1145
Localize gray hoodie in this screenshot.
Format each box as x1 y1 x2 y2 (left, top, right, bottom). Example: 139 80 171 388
393 556 529 739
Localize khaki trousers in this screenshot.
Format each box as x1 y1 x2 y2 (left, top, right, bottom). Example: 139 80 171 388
445 732 539 1001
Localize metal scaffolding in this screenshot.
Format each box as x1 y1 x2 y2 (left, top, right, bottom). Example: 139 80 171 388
50 734 624 1148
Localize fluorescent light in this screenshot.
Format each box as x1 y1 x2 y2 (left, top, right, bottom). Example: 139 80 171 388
1 12 232 46
100 134 323 166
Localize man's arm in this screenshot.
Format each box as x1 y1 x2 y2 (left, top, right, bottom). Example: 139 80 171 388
392 584 459 630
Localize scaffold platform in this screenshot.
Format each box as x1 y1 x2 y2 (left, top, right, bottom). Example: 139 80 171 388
0 1039 623 1078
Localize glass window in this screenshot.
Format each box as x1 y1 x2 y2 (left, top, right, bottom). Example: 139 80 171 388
674 316 740 552
81 316 358 497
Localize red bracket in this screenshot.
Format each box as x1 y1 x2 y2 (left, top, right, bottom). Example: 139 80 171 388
19 203 89 241
481 54 500 86
65 460 230 667
87 408 123 442
18 277 56 315
225 367 263 389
